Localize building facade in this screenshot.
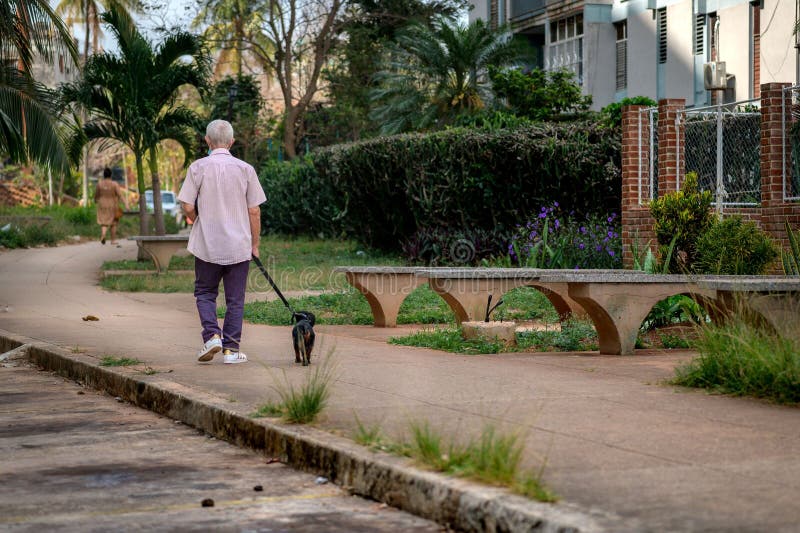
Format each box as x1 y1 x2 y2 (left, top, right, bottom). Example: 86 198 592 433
471 0 798 108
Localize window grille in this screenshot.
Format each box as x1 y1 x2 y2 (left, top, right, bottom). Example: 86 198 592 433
693 14 705 55
615 21 627 91
546 14 584 85
657 8 667 64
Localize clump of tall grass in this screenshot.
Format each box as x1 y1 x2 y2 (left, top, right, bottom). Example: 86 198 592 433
257 351 338 424
674 314 800 404
406 421 557 502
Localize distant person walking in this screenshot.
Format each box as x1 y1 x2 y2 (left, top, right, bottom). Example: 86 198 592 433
178 120 266 364
94 167 122 245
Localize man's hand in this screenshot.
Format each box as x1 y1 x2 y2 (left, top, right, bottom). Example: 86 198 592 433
181 201 196 223
248 206 261 259
252 245 260 259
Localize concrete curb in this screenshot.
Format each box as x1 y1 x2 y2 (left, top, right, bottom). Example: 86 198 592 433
1 330 637 533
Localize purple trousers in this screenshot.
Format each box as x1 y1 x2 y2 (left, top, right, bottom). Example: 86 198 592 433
194 257 250 351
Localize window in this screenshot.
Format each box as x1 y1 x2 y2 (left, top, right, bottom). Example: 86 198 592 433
547 14 584 84
615 21 627 91
657 8 667 64
693 14 705 55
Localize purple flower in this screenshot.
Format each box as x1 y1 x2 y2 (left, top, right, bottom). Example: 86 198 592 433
553 201 559 207
607 216 613 223
554 219 560 230
595 245 602 251
539 212 547 219
541 206 547 212
607 230 614 238
609 250 615 257
578 243 585 250
580 226 587 234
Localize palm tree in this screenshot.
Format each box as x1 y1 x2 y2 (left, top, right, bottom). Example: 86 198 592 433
56 0 141 61
62 6 209 236
0 0 78 173
192 0 270 77
370 18 524 134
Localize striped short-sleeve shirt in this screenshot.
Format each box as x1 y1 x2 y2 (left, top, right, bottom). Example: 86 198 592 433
178 148 266 265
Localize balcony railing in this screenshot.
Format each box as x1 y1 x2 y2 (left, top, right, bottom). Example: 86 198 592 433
510 0 546 21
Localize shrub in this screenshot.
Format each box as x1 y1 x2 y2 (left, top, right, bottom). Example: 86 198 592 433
505 204 621 269
258 157 344 237
600 96 657 129
489 67 592 121
312 121 620 249
401 227 511 265
694 216 778 275
649 172 714 273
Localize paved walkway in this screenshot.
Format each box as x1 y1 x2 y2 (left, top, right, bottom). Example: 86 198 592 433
2 240 800 531
0 359 439 532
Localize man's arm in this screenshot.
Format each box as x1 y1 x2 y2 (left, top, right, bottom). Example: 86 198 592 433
248 206 261 258
181 202 197 223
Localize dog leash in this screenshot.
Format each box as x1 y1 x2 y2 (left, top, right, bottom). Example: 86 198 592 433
252 255 296 315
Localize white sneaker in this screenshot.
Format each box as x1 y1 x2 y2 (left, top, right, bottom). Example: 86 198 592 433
197 334 222 362
223 349 248 364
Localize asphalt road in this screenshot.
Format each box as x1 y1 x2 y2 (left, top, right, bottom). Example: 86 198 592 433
0 357 441 532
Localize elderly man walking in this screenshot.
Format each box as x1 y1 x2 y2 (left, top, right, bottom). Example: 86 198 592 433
178 120 266 364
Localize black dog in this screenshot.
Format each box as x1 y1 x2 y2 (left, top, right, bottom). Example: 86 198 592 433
292 311 316 366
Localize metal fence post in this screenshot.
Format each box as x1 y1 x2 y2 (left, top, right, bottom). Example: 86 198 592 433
649 109 655 201
638 110 642 205
716 105 724 215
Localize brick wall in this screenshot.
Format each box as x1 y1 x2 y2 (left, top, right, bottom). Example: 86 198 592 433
620 85 800 271
0 182 41 207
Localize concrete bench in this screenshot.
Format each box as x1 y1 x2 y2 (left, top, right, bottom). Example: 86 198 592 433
129 235 189 273
416 268 588 323
696 277 800 340
333 267 426 327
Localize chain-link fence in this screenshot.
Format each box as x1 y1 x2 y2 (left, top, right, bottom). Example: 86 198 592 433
782 85 800 201
683 99 761 207
637 107 658 205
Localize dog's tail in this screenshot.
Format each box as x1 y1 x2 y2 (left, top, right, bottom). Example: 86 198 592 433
294 326 306 362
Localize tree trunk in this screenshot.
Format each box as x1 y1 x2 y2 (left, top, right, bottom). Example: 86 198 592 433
283 107 298 159
135 151 149 260
148 148 166 236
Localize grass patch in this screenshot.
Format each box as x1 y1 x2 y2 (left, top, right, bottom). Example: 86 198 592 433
406 421 556 502
260 351 338 424
389 319 598 354
102 235 402 292
673 318 800 404
250 401 285 418
238 284 455 325
99 356 142 367
102 255 194 271
658 332 691 349
516 319 598 352
0 204 178 249
494 287 559 323
100 273 195 293
389 327 505 354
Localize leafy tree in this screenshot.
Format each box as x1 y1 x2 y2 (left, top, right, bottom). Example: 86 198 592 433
599 96 656 129
191 0 271 77
369 18 526 134
62 6 210 236
489 67 591 121
319 0 466 142
207 75 273 170
0 0 78 173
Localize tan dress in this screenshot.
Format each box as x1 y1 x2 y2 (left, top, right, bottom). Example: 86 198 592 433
94 179 121 226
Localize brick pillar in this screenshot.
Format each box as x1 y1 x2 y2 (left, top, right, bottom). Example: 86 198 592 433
621 105 657 269
657 99 685 195
759 82 800 266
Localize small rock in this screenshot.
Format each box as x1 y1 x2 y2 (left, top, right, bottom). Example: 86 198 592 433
77 391 85 395
314 476 328 485
115 397 123 402
201 498 214 507
82 315 100 321
253 485 263 492
71 235 81 241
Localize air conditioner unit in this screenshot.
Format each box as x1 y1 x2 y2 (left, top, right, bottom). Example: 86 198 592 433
704 61 727 90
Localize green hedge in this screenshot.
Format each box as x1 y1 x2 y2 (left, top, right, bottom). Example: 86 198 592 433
259 121 621 249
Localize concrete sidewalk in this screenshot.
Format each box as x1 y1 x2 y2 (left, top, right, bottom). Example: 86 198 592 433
2 240 800 531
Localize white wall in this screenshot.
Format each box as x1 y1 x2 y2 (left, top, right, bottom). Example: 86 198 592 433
584 22 618 109
759 0 798 86
469 0 489 23
627 9 659 99
664 1 696 104
717 2 752 101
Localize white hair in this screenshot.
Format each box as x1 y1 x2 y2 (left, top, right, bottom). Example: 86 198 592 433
206 120 234 147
